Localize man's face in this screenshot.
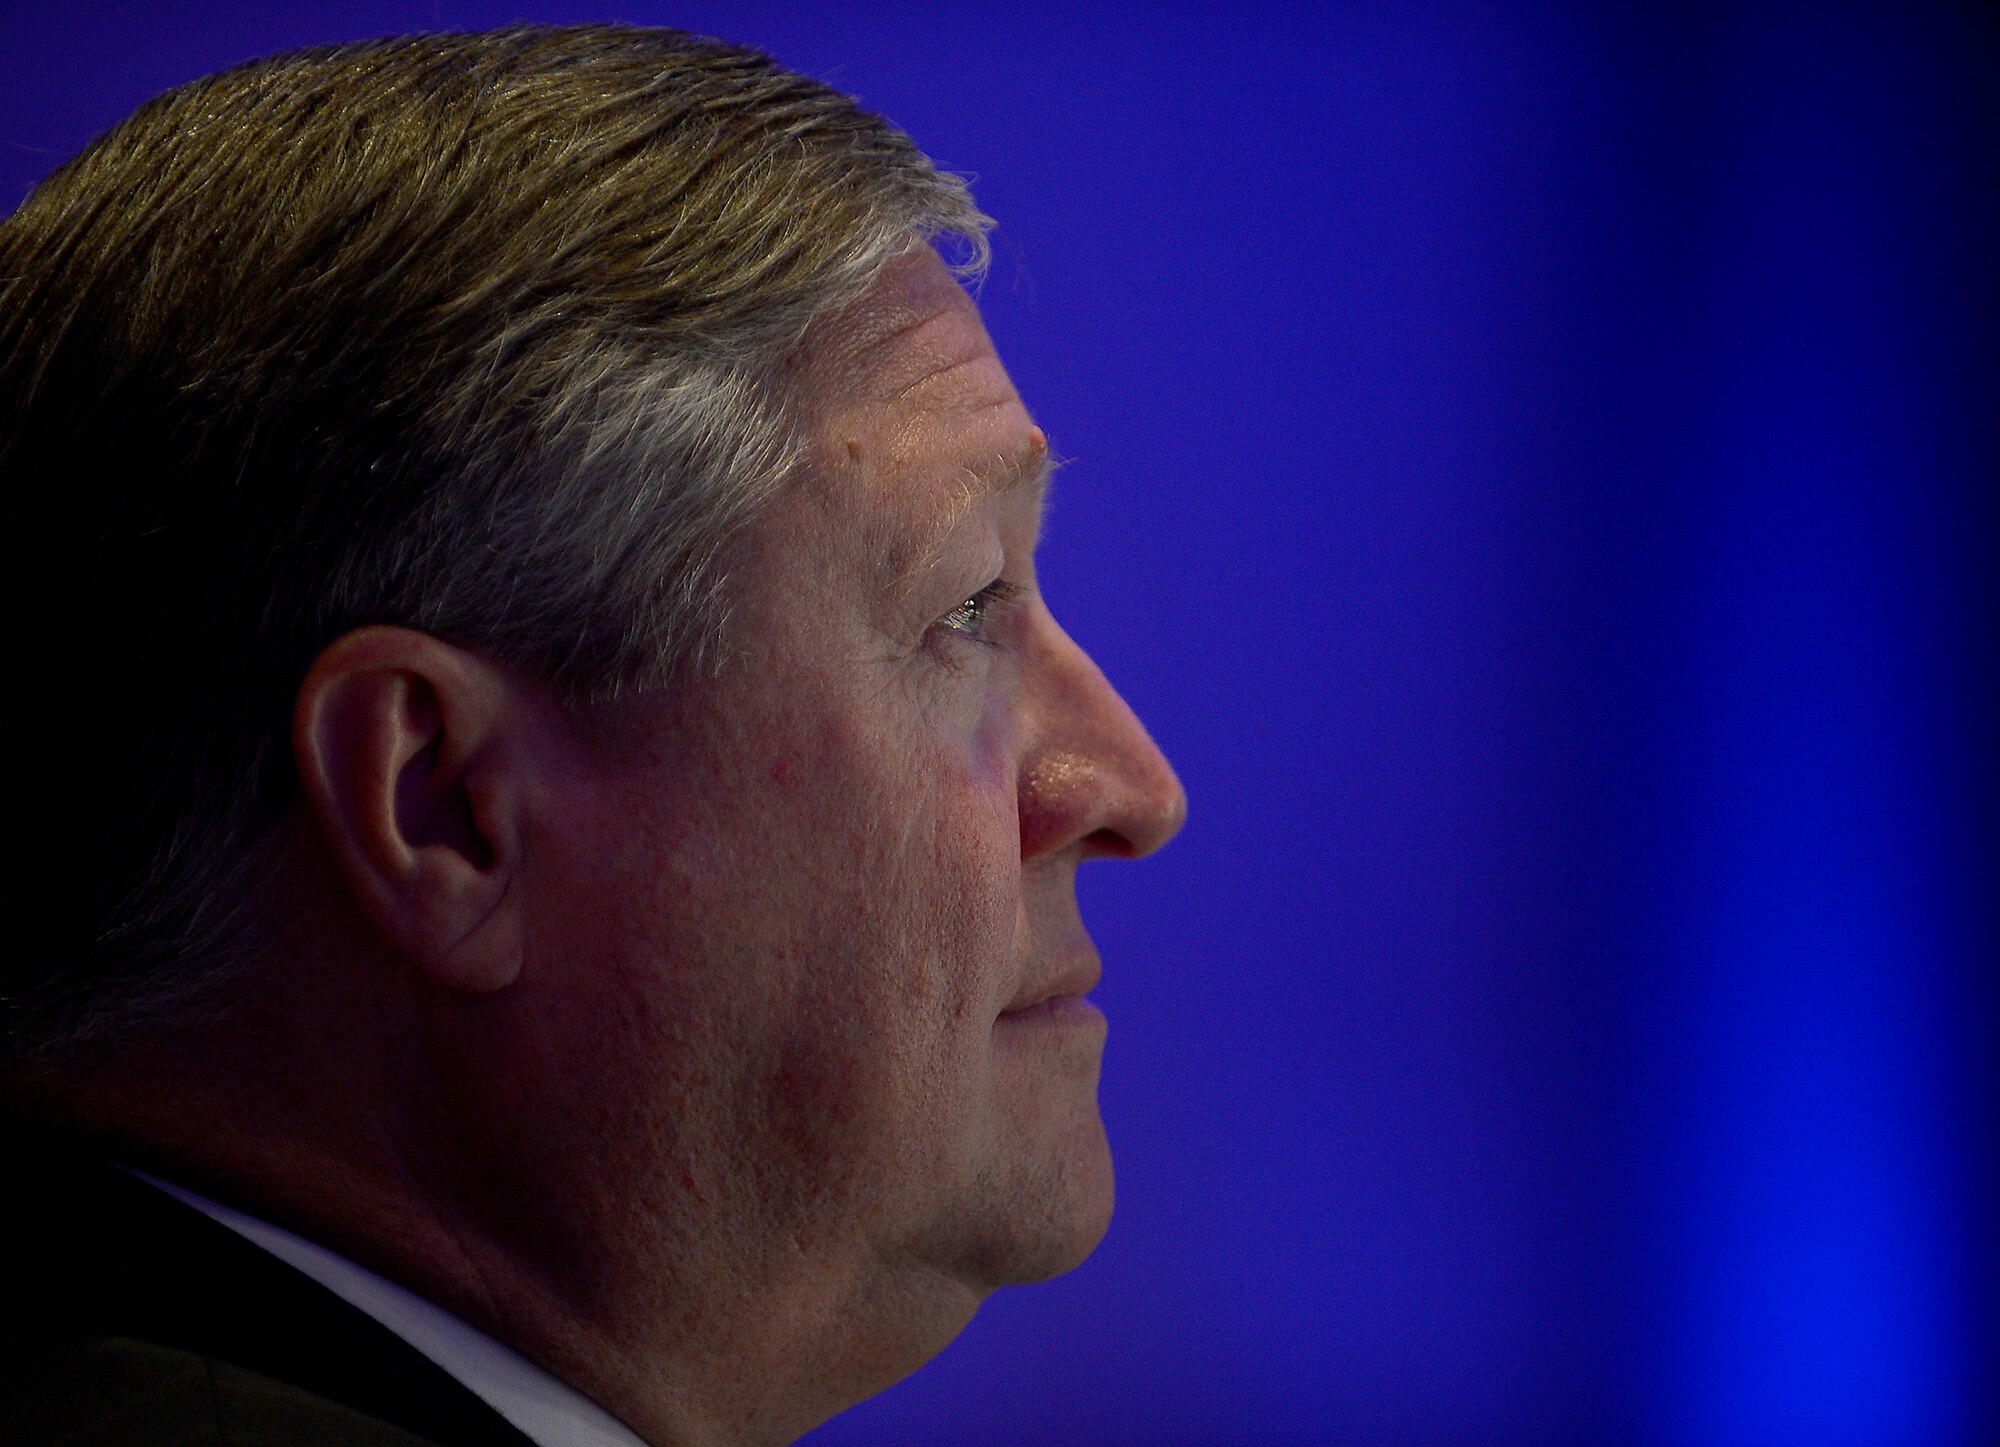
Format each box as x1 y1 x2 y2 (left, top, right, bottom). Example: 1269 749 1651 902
497 247 1184 1347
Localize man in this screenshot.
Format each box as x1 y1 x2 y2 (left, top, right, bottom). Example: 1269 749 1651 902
0 24 1184 1447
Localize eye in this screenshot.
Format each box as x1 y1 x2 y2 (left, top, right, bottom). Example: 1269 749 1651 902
935 579 1027 649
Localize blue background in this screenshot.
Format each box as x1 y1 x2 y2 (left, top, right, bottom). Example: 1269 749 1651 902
5 4 1993 1444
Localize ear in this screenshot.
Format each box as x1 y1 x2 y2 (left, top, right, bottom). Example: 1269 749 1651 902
293 626 533 993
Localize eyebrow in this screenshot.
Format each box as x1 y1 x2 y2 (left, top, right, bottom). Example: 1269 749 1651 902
887 440 1063 603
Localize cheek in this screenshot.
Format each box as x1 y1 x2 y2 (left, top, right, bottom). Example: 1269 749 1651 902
581 689 1023 1198
743 706 1023 1182
505 647 1032 1264
783 709 1018 1045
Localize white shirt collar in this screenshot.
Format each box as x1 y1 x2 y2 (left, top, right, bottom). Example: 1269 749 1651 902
125 1168 648 1447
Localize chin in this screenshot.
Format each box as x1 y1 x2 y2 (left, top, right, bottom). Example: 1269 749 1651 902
969 1111 1116 1289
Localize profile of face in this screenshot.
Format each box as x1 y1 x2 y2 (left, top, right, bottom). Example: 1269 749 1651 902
429 246 1185 1393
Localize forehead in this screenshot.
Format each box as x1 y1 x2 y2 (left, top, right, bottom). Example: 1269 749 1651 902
792 250 1047 597
802 248 1008 406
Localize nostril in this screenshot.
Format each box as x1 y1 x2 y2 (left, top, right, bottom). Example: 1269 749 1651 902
1082 827 1133 861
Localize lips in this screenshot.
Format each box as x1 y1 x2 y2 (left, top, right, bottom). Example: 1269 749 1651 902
996 992 1103 1026
999 947 1101 1017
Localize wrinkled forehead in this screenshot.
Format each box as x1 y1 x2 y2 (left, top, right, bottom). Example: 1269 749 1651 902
796 247 1009 411
779 248 1044 600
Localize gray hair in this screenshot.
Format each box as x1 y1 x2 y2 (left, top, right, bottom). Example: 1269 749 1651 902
0 24 991 1063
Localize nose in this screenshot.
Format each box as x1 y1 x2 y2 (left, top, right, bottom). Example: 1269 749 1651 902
1017 611 1188 863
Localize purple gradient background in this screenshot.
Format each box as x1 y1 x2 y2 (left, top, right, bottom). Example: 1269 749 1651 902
5 4 1993 1444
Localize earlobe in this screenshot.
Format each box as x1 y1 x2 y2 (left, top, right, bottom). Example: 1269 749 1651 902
293 626 527 993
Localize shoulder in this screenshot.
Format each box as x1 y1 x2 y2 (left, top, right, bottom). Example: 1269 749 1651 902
0 1131 530 1447
3 1335 444 1446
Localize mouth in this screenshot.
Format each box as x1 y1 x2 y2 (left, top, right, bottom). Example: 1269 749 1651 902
998 947 1103 1022
996 992 1104 1025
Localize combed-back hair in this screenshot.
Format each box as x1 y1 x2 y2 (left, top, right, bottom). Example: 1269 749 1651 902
0 24 991 1063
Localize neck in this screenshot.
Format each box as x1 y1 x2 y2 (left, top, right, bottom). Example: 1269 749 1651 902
4 990 980 1447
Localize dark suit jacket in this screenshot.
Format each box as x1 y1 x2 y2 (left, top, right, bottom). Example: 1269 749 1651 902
2 1136 535 1446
